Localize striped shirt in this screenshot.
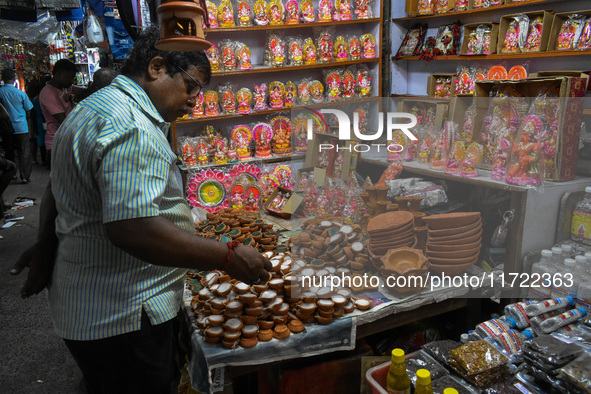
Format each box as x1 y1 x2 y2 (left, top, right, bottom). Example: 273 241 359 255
49 75 193 340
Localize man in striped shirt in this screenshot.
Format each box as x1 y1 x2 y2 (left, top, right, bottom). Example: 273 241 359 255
12 27 272 393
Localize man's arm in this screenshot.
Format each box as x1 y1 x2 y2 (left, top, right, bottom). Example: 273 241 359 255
53 112 66 125
10 181 59 298
105 217 271 284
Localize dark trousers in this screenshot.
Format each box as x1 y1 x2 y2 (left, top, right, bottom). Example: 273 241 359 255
0 156 16 218
64 310 180 394
13 133 32 180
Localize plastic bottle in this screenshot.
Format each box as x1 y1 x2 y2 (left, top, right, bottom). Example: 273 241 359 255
443 390 458 394
529 250 555 299
414 369 433 394
524 296 575 317
504 301 534 329
561 244 573 259
552 259 579 299
521 327 536 339
551 247 564 270
539 308 588 334
571 186 591 246
577 278 591 313
386 348 411 394
467 330 482 341
575 255 591 282
530 311 563 335
475 317 517 339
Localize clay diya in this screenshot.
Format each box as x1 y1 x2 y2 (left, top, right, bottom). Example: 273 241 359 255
367 211 414 234
422 212 481 230
379 247 429 276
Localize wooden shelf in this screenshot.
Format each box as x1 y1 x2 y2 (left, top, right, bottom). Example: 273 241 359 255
175 96 380 124
213 58 380 77
205 18 381 33
392 0 556 22
180 154 305 172
393 50 591 62
584 109 591 116
390 94 452 101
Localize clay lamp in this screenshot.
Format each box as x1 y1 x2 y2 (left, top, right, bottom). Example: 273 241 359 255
233 282 251 295
336 268 351 277
299 302 316 315
245 306 263 316
252 231 263 242
287 320 305 333
240 315 258 325
204 326 223 340
258 320 274 330
331 295 347 309
266 298 283 313
239 337 258 348
301 292 316 304
222 330 241 342
210 297 227 310
269 258 282 273
250 299 263 308
207 314 225 327
262 251 275 259
283 275 298 286
210 307 224 315
350 261 365 271
259 290 278 303
253 284 268 294
215 282 233 297
258 329 274 342
316 299 335 311
284 285 300 298
198 287 214 301
272 314 288 325
268 278 284 291
196 314 208 329
261 244 275 252
242 324 259 338
239 217 253 225
315 315 332 325
318 308 334 318
223 318 243 333
333 308 344 318
279 263 292 276
380 247 429 276
316 287 332 299
354 298 371 311
226 300 243 314
274 324 291 339
205 272 219 287
274 303 290 316
224 309 242 319
239 292 257 305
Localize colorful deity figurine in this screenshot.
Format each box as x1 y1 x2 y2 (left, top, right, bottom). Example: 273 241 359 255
254 123 273 158
206 1 219 28
461 142 484 178
300 0 315 22
221 42 236 71
334 36 348 61
317 31 333 63
268 0 284 25
318 0 332 22
326 72 341 101
218 0 235 27
196 139 209 164
213 138 229 165
236 88 252 114
227 140 238 163
269 81 285 109
285 0 299 24
206 44 220 72
310 80 324 103
203 91 220 117
341 69 355 98
238 45 252 70
523 17 544 52
298 81 311 105
335 0 352 20
356 69 371 97
220 86 236 114
192 92 205 118
444 141 466 175
502 19 520 53
289 39 304 65
349 36 361 60
361 33 376 58
253 0 269 25
284 81 296 107
237 0 252 26
303 38 317 64
253 84 268 111
354 0 372 19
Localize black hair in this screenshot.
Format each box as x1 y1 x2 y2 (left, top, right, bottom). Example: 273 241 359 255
120 26 211 86
53 59 77 75
91 68 116 90
26 79 44 99
1 68 15 83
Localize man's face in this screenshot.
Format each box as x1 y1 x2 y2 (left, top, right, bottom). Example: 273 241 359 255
150 64 205 123
55 70 76 89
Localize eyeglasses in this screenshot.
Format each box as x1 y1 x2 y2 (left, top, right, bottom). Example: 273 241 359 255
175 65 203 98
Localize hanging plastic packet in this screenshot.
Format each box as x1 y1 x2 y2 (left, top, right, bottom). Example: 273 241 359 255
576 18 591 49
557 14 586 50
523 16 544 52
85 8 104 45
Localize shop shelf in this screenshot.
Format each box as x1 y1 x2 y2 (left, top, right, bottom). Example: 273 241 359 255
213 58 381 77
205 18 381 33
392 50 591 62
180 154 305 172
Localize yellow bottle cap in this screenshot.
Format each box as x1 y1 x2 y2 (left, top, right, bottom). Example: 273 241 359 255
416 369 431 385
443 389 458 394
391 348 405 363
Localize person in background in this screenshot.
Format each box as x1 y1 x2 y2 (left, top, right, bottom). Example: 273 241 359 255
0 154 16 221
39 59 78 170
0 68 33 184
0 100 14 163
11 27 272 394
26 79 46 166
74 67 116 103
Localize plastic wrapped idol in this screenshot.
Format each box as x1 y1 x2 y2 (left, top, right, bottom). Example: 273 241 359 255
325 70 341 101
300 0 315 22
288 38 304 66
316 30 333 63
341 68 356 98
523 17 544 52
253 0 269 25
460 142 484 178
360 33 376 58
203 91 220 117
266 34 286 67
417 0 434 15
267 0 284 25
334 0 352 21
253 123 273 158
206 44 221 72
236 0 252 26
317 0 332 22
236 88 252 114
231 124 253 161
220 40 236 71
206 1 219 28
285 0 299 24
192 92 205 118
179 137 198 168
354 0 373 18
303 37 317 64
268 81 285 109
218 0 235 27
284 81 297 107
349 35 361 60
557 14 587 50
356 67 372 97
297 79 311 105
253 83 268 111
334 36 348 61
219 84 236 115
444 141 466 175
237 43 252 70
310 80 324 104
270 116 291 156
505 115 545 188
577 18 591 49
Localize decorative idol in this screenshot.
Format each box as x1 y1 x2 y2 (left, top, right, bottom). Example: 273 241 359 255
271 116 291 155
192 92 205 118
236 88 252 114
213 138 228 165
285 0 299 24
334 36 348 61
218 0 235 27
356 69 371 97
326 71 341 101
232 125 252 161
269 81 285 108
253 84 268 111
317 31 333 63
349 36 361 60
300 0 315 22
206 1 219 28
303 38 317 64
284 81 296 107
318 0 332 22
221 42 236 70
254 123 273 158
237 0 252 26
289 39 304 65
220 86 236 114
361 33 376 58
206 44 220 72
336 0 352 20
354 0 372 19
238 44 252 70
253 0 269 25
310 80 324 103
268 0 284 25
342 69 355 98
203 91 220 117
298 80 311 105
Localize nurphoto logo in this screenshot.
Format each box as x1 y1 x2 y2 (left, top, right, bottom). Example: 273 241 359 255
306 109 418 153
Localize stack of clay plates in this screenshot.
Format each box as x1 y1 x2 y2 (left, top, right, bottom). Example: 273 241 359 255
367 211 417 258
423 212 482 276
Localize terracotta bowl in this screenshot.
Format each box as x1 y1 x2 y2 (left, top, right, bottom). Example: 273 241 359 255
370 233 415 248
428 250 480 265
370 240 416 256
370 228 415 242
427 219 481 237
367 211 414 233
426 239 481 252
426 244 481 259
422 212 481 230
379 247 429 276
368 220 414 237
429 261 477 276
428 232 482 246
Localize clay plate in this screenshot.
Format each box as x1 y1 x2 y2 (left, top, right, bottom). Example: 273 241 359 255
427 227 482 243
428 250 480 265
370 233 416 247
422 212 481 230
426 244 481 259
370 227 415 243
380 247 429 275
367 211 414 233
429 260 477 276
370 239 417 255
426 239 481 252
427 218 481 237
369 220 415 238
368 237 418 259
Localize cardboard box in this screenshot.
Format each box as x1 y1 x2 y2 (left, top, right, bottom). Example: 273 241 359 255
547 11 591 51
397 98 447 131
427 73 457 98
498 11 554 54
264 187 302 218
460 23 500 55
530 71 590 90
473 75 588 180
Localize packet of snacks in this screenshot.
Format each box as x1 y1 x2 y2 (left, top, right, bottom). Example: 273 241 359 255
236 43 253 70
325 69 342 101
284 81 297 107
236 0 252 26
316 29 334 63
219 40 237 71
266 33 286 67
219 84 237 115
288 37 305 66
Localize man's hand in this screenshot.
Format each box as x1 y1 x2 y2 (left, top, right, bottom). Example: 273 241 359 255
225 245 272 284
10 243 56 298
